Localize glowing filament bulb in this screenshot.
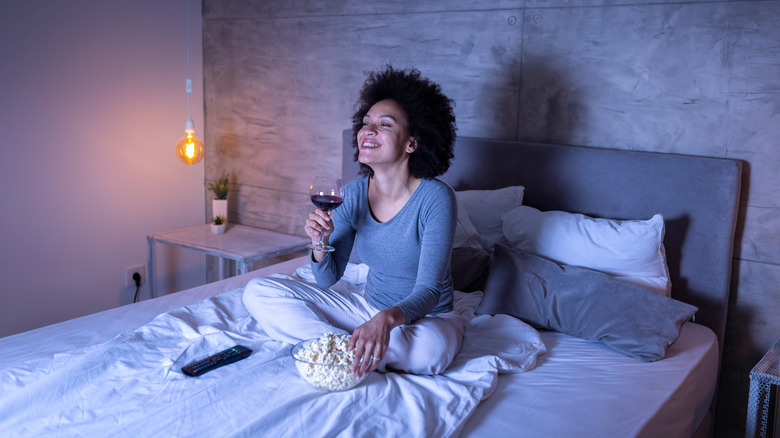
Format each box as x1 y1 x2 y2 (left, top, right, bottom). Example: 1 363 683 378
175 118 204 165
185 134 196 158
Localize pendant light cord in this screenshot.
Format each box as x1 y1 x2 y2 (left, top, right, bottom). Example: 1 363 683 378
185 0 192 120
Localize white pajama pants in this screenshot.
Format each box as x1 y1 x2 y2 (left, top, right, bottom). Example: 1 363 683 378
242 276 464 375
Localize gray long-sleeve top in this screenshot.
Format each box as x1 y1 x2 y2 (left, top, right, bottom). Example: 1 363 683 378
311 176 456 324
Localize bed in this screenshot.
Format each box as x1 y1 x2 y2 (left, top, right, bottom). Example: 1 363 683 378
0 131 742 437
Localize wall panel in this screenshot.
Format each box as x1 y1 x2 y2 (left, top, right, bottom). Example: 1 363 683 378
519 4 733 153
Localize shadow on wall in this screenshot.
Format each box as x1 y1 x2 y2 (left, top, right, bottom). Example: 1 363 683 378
515 59 585 147
450 59 584 190
453 60 585 192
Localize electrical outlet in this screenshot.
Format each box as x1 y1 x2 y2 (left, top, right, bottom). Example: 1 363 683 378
125 264 146 288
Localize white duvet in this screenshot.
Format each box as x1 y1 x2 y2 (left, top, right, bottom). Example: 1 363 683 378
0 282 545 437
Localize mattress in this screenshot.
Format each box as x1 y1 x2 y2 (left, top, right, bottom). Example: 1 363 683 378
460 322 718 437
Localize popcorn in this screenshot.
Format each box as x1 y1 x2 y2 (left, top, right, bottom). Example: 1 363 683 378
292 332 362 391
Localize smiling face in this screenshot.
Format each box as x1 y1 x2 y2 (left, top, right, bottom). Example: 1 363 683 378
357 99 416 174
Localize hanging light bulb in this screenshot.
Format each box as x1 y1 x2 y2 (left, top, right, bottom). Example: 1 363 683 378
175 0 203 165
176 116 204 165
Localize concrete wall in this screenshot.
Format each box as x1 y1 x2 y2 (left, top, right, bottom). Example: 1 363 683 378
0 0 207 337
202 0 779 434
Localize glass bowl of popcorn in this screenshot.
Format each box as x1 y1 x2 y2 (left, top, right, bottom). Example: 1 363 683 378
291 332 365 392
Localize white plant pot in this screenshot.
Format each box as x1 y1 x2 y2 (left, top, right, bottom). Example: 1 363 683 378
212 199 228 224
210 223 225 234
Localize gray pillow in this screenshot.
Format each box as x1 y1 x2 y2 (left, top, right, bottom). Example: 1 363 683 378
451 246 491 292
476 245 697 361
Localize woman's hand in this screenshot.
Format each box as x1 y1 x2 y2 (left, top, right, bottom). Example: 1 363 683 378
350 306 405 378
305 209 334 259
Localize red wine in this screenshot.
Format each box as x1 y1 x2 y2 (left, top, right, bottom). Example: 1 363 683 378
311 194 343 211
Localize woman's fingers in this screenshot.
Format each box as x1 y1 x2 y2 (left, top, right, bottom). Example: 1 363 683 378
350 319 390 378
350 333 367 376
355 350 379 377
304 210 333 241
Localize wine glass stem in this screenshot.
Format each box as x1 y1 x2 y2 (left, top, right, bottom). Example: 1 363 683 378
319 230 324 247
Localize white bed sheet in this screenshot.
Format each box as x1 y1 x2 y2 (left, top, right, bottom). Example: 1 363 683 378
460 321 718 438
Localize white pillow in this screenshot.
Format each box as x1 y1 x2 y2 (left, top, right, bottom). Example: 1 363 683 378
456 186 524 251
501 206 671 296
453 201 482 250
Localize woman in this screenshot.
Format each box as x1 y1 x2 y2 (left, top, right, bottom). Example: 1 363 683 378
242 66 460 378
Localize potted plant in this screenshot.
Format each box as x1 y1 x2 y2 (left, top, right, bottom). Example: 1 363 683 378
208 170 230 224
210 215 226 234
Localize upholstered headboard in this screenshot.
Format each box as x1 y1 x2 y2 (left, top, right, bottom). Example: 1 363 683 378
341 129 742 355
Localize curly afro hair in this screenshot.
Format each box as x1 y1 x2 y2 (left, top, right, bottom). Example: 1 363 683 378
351 66 457 178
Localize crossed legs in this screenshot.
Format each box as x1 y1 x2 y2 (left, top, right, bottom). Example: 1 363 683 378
242 276 464 375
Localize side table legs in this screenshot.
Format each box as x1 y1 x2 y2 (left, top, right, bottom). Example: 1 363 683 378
147 236 156 299
747 337 780 438
747 376 773 438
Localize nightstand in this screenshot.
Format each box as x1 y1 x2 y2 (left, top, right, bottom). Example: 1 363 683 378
748 337 780 438
147 224 309 298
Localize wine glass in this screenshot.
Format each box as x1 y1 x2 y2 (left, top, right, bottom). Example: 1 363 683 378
307 176 345 252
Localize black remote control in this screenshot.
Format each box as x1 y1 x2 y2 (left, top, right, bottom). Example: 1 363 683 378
181 345 253 377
